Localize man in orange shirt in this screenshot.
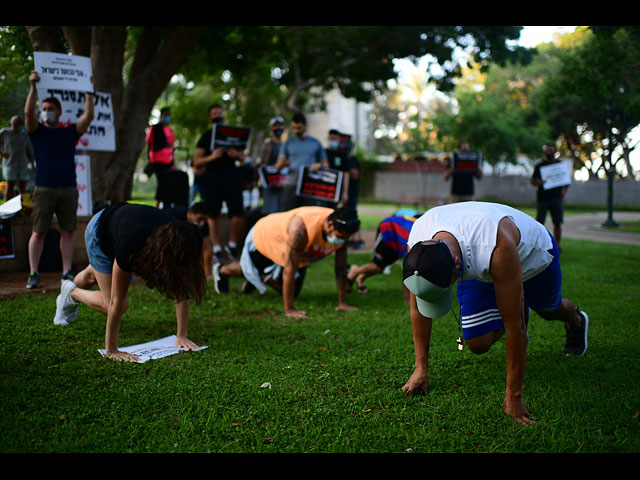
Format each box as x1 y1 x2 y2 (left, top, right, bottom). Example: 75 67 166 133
214 206 360 318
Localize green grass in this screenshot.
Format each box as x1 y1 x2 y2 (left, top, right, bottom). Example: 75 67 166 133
1 236 639 453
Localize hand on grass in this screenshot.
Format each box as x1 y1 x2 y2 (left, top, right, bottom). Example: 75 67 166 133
335 303 358 312
175 336 199 351
106 350 140 363
504 394 534 425
402 369 429 396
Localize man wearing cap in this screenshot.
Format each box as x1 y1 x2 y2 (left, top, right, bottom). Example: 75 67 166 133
213 206 360 318
401 201 588 424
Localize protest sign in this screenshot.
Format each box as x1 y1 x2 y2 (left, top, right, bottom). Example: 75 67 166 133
452 151 482 174
258 165 289 189
37 88 116 152
540 161 572 190
33 51 93 92
97 335 208 363
338 133 353 152
0 218 15 260
296 167 343 203
210 124 253 152
75 155 92 216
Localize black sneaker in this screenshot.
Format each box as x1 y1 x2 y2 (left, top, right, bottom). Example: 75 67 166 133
61 270 75 282
242 280 256 294
214 249 224 264
213 263 229 294
26 272 41 289
225 245 238 261
564 309 589 356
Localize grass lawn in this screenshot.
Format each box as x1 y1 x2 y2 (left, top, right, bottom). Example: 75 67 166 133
1 233 639 453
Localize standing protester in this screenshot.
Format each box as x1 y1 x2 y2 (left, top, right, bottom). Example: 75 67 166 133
275 112 328 211
213 206 360 318
1 116 35 201
193 104 245 263
324 129 350 207
24 70 95 288
531 145 569 248
52 202 206 362
145 107 175 208
401 201 588 424
443 142 483 203
259 116 285 214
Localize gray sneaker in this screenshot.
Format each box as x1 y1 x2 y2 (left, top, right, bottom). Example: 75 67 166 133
53 280 79 326
564 309 588 356
213 263 229 294
26 272 40 289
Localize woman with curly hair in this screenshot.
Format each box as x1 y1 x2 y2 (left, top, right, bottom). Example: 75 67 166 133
53 202 206 362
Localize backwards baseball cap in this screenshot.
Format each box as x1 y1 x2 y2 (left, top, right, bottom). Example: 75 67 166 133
402 240 454 318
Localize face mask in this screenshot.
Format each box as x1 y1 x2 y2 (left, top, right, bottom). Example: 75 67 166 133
211 117 224 125
273 128 283 137
327 234 345 246
329 141 340 149
161 115 171 124
40 111 57 125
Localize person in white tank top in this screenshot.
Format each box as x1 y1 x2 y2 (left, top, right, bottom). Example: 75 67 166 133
401 201 589 425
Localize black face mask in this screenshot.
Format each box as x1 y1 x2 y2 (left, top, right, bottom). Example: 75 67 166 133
546 153 555 161
273 128 283 137
211 117 224 125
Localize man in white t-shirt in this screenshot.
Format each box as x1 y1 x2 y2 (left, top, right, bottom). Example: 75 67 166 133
401 201 588 425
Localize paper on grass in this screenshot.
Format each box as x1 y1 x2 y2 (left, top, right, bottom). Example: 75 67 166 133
97 335 207 363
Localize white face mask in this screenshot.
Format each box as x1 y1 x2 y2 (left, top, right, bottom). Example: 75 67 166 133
40 111 58 125
327 234 345 246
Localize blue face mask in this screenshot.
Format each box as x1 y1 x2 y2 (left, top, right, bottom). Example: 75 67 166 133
327 234 345 246
328 140 340 149
40 111 57 125
161 115 171 124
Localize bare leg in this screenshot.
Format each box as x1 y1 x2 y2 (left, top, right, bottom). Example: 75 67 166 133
28 231 47 273
541 298 580 328
219 261 243 277
70 265 117 315
60 230 75 273
229 215 244 244
553 224 562 246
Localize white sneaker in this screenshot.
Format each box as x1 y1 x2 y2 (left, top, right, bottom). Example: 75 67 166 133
53 280 79 326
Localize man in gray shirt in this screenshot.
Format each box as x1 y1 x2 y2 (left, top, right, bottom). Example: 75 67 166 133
275 112 328 211
1 116 34 200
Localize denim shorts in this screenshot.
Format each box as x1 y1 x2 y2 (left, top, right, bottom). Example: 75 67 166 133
457 231 563 340
2 164 29 182
85 209 113 274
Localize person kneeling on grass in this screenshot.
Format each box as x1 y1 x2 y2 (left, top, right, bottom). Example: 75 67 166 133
401 201 588 425
53 202 206 362
213 206 360 318
347 213 419 304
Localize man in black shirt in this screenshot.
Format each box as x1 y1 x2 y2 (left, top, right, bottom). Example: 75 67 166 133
193 104 245 263
531 145 569 247
325 129 350 208
443 142 483 203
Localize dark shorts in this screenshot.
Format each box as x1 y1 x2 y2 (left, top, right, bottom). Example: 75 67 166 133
203 172 244 217
371 234 401 269
457 231 563 340
32 186 78 233
536 196 564 225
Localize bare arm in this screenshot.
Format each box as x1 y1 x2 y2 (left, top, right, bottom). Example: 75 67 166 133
334 245 357 311
283 215 308 317
401 291 433 395
193 146 224 167
24 71 40 134
76 90 95 135
490 218 532 424
175 300 199 351
104 260 138 362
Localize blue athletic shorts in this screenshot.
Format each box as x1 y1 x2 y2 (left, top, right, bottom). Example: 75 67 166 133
85 209 114 275
457 231 562 340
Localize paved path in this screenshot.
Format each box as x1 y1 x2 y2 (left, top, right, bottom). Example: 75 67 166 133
357 206 640 247
1 207 638 299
